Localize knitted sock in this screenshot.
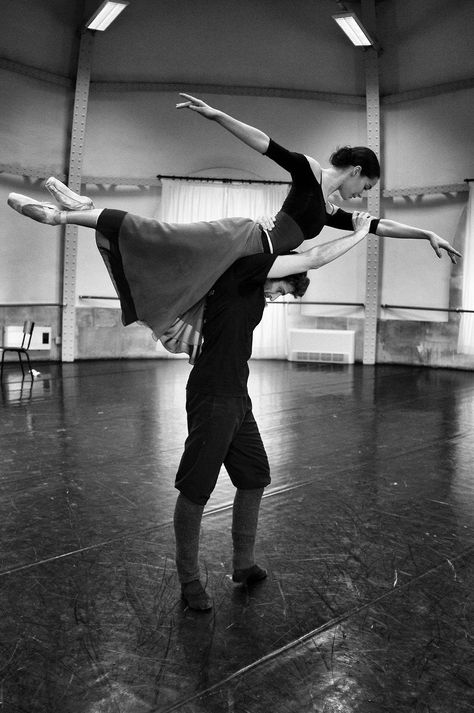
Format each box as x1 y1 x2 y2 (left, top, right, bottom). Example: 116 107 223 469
232 487 264 571
173 493 205 584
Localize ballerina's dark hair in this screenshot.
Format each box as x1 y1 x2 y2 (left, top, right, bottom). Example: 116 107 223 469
330 146 380 179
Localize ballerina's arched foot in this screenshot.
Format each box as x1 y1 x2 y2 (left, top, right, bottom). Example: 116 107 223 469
7 193 64 225
45 177 94 210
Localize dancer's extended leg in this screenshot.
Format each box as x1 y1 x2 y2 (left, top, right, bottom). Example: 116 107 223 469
8 177 101 227
7 193 102 228
63 209 103 228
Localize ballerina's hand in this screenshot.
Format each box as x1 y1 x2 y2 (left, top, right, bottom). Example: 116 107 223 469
176 93 218 119
428 233 462 264
256 215 275 231
352 211 372 233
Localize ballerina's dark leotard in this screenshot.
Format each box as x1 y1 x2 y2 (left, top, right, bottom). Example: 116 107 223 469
96 139 379 360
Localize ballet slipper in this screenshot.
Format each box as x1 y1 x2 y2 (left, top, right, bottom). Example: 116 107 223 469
8 193 65 225
45 177 94 210
181 580 213 611
232 564 268 585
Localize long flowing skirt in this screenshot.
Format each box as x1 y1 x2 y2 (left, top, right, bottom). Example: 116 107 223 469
96 212 264 362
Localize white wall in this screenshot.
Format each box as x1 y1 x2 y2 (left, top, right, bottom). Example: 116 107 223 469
83 92 366 179
381 89 473 320
383 91 474 188
0 69 70 305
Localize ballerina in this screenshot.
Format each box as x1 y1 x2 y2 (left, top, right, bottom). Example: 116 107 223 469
7 94 460 361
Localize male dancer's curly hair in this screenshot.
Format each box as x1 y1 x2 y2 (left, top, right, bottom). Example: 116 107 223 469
285 271 310 298
281 250 310 298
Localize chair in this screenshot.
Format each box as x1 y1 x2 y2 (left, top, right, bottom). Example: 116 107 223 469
0 320 35 379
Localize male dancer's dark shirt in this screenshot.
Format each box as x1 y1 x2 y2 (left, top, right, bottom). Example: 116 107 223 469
186 253 278 396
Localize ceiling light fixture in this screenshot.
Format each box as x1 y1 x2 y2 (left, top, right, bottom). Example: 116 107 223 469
332 11 374 47
86 1 129 31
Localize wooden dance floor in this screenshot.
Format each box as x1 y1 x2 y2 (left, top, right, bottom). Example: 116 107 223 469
1 359 473 712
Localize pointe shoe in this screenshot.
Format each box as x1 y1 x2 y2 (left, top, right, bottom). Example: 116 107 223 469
8 193 64 225
45 177 94 210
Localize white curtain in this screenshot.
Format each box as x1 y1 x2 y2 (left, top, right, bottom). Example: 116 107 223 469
161 178 290 358
161 180 228 222
458 182 474 354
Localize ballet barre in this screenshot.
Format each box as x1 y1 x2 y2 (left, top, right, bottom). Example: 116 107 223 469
380 304 474 314
78 297 474 314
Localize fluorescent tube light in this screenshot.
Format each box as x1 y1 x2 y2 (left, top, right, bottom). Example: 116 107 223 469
332 11 374 47
86 1 129 31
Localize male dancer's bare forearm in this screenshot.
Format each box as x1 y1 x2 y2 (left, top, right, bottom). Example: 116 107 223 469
267 228 368 279
305 230 368 269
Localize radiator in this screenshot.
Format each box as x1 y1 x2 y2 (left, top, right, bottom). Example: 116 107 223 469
288 329 355 364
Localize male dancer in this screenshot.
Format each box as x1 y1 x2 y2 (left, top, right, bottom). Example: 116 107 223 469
175 212 373 610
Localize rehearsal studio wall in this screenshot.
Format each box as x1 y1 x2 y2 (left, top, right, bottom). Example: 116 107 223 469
0 0 473 367
374 0 474 368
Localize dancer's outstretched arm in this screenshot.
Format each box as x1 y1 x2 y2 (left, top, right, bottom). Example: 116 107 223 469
375 219 460 263
176 93 270 154
260 212 461 265
267 213 372 278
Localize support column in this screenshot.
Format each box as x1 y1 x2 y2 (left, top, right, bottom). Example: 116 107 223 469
61 30 94 362
362 0 381 365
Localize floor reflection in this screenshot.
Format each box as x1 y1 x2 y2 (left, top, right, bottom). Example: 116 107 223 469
0 360 473 712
